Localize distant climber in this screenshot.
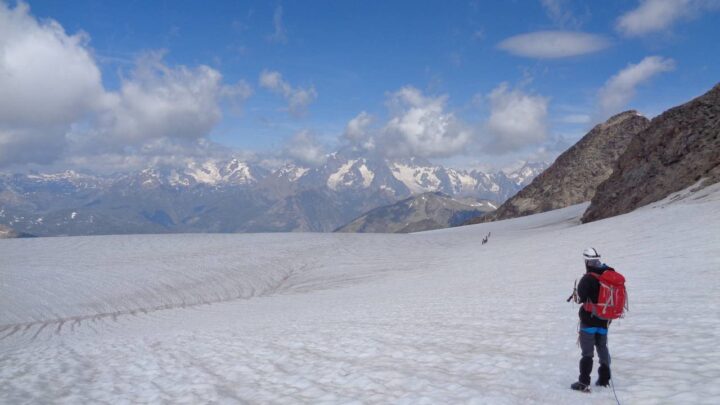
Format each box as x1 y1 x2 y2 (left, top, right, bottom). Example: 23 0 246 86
570 247 627 392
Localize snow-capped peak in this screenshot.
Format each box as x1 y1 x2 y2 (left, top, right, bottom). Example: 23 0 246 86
223 159 255 184
183 159 256 186
275 164 310 181
186 161 223 185
446 168 478 194
326 159 375 190
389 161 442 194
503 162 548 187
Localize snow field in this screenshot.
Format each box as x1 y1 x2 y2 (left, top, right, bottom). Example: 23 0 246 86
1 184 720 403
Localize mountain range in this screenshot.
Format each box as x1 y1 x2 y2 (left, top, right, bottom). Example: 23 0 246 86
0 152 546 236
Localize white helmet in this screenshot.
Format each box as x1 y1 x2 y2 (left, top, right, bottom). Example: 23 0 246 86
582 247 601 261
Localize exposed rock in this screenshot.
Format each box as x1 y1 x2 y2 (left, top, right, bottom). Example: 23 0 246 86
467 111 649 224
582 83 720 223
336 192 495 233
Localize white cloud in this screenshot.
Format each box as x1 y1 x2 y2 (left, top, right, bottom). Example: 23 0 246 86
616 0 720 37
343 111 374 147
64 138 237 174
485 83 549 153
91 52 237 148
259 70 317 116
284 130 327 166
597 56 675 117
498 31 610 59
0 2 105 166
341 85 550 159
0 3 251 168
381 87 471 158
267 5 287 44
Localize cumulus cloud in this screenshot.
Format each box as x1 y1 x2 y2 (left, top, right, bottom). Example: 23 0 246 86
259 70 317 116
284 130 327 166
381 87 472 158
339 88 474 158
616 0 720 37
343 111 374 148
267 5 287 44
340 85 550 159
0 1 105 166
597 56 675 117
0 2 252 169
498 31 610 59
90 52 242 149
484 83 549 153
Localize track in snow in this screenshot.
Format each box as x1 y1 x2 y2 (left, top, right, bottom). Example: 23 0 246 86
1 184 720 404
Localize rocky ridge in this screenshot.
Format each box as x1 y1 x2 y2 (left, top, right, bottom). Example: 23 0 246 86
582 83 720 222
335 192 496 233
467 110 649 224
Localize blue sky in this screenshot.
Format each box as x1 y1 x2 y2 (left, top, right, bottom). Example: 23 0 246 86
1 0 719 171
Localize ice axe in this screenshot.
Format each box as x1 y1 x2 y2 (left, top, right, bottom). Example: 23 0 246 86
566 279 577 302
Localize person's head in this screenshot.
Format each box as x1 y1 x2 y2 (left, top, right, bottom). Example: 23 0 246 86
583 247 602 270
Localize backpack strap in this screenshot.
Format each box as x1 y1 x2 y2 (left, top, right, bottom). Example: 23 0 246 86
582 273 602 314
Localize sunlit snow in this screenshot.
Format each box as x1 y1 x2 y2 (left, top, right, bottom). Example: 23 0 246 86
327 159 358 190
1 184 719 403
391 163 442 194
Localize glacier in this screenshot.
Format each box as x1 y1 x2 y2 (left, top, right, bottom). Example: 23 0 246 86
1 183 719 404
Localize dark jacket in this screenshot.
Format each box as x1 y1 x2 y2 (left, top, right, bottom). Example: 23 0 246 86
577 264 612 328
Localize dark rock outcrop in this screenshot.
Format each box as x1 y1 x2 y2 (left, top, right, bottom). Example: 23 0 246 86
335 192 495 233
582 83 720 223
467 111 650 224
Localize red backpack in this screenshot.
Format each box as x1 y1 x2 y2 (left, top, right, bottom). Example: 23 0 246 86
583 269 628 320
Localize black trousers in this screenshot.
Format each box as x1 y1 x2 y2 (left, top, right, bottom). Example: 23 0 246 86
578 325 611 385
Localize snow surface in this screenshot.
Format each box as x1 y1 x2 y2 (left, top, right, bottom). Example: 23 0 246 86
2 184 720 403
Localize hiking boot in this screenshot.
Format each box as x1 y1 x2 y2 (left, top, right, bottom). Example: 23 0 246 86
597 363 611 387
571 381 590 392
